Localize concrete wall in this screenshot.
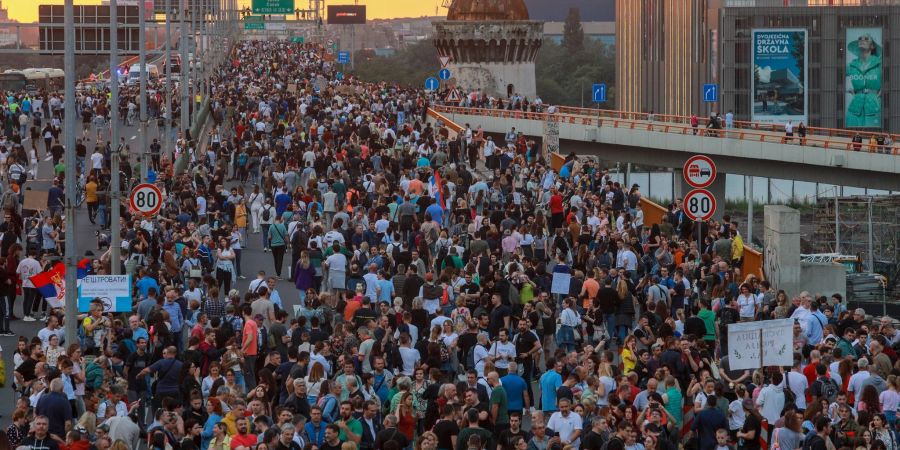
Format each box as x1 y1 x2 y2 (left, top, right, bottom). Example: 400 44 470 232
800 262 847 301
436 111 900 190
447 62 537 99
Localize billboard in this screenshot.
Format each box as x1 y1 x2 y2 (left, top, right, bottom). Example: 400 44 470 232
751 29 807 125
327 5 366 25
845 28 882 128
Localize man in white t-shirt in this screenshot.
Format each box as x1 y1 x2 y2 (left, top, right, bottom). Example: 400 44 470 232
488 329 516 376
17 250 43 322
397 334 420 376
546 398 583 448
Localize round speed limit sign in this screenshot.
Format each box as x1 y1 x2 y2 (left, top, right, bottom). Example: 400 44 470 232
683 189 717 222
130 183 163 217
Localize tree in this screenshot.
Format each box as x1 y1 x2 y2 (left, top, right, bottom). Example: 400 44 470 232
352 41 439 88
562 8 585 55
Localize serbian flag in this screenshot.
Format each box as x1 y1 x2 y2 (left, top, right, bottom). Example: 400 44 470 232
30 262 66 301
77 258 91 280
432 170 445 210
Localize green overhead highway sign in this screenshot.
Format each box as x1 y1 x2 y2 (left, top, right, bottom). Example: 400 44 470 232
244 22 265 30
292 37 305 44
252 0 294 14
243 15 264 22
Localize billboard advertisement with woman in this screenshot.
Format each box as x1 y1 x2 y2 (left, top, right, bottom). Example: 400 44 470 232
845 28 882 128
751 29 807 125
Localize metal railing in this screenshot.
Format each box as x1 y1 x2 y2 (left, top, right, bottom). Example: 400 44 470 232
430 105 899 155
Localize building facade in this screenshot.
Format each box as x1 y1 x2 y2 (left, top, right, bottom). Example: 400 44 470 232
615 0 721 116
433 0 543 99
720 2 900 131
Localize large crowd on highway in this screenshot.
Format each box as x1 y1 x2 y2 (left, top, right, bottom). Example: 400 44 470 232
0 39 893 450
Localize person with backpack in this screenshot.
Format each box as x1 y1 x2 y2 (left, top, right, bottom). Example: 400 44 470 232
260 198 275 252
810 363 840 406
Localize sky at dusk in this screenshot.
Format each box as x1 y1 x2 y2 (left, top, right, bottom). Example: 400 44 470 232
6 0 443 23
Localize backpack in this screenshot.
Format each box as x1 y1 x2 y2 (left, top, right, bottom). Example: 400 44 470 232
801 434 824 450
439 340 451 362
262 206 272 221
815 376 840 404
1 190 17 211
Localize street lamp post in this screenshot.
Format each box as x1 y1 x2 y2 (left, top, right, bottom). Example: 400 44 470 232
63 0 78 349
180 0 190 137
139 0 148 182
110 0 121 275
165 0 173 161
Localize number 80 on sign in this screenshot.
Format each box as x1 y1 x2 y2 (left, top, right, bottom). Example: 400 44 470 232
130 183 164 217
683 189 716 222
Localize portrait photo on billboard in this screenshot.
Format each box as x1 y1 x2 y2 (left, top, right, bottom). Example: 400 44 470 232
751 29 807 125
327 5 366 25
845 28 882 128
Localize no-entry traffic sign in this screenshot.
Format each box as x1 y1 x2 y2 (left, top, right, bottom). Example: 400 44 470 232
130 183 163 217
683 189 717 222
683 155 717 189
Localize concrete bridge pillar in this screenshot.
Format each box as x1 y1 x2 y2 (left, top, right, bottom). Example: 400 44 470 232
763 205 801 295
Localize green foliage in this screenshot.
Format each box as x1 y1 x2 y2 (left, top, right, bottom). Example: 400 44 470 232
562 8 585 55
535 39 615 107
351 38 615 108
352 41 440 88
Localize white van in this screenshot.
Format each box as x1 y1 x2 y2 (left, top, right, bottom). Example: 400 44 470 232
127 63 160 85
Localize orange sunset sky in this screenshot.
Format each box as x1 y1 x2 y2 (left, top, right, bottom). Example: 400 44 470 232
6 0 443 23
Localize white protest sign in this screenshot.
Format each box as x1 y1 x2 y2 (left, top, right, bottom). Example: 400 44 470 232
551 272 571 295
727 318 794 370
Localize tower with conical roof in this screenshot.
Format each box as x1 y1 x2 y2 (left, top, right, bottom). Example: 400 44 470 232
433 0 543 100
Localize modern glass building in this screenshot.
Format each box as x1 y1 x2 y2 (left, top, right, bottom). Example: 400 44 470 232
615 0 721 116
719 0 900 131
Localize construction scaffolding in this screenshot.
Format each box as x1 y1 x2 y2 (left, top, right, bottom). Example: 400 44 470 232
812 195 900 297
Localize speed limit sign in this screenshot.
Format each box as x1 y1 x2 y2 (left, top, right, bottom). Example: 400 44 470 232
683 189 717 221
130 183 163 217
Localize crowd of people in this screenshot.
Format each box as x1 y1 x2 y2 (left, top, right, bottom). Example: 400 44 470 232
0 39 891 450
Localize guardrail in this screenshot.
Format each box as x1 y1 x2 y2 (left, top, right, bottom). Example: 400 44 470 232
430 105 899 155
551 104 898 143
427 107 767 280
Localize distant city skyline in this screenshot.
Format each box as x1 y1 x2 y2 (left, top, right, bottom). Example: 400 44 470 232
5 0 443 24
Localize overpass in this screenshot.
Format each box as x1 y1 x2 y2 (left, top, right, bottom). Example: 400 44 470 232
427 105 900 191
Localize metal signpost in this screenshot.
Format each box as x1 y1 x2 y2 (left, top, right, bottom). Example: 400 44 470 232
704 83 719 103
592 83 607 104
683 156 718 246
252 0 295 14
130 183 165 217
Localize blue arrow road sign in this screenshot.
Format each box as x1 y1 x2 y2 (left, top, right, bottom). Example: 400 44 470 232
704 83 718 102
439 68 451 80
337 51 350 64
425 77 439 91
592 83 607 103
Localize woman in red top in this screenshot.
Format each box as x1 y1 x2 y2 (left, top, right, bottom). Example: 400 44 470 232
548 188 564 230
397 392 416 441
